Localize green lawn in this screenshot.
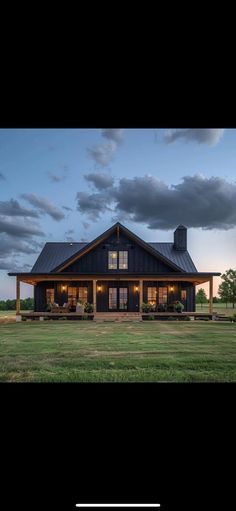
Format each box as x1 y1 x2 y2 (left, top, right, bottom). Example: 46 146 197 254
0 321 236 382
196 303 236 315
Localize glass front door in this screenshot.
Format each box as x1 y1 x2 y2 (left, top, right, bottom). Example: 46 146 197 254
108 287 128 311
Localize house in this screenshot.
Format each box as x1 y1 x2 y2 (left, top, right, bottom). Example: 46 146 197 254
8 222 220 316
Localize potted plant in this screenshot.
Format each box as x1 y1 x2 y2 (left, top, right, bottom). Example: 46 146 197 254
141 302 151 313
174 300 184 313
84 302 93 313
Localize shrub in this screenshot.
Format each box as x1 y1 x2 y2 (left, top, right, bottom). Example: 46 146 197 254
148 314 155 320
141 302 151 313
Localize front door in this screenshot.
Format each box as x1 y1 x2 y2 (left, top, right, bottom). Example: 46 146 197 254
108 287 128 311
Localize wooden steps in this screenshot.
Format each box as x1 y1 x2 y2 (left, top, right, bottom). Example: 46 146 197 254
94 312 142 322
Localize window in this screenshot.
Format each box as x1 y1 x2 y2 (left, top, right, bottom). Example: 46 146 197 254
147 287 157 305
68 287 77 306
46 288 54 304
159 287 167 304
181 290 187 301
108 251 118 269
119 251 128 269
119 288 128 310
109 288 117 309
78 287 88 303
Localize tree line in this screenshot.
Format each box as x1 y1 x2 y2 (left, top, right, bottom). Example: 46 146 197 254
0 298 34 311
196 269 236 308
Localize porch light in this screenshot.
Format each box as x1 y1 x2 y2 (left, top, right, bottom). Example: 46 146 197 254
170 286 174 292
62 285 67 292
135 286 139 292
97 285 102 292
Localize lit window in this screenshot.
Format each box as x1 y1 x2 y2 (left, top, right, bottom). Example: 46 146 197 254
68 287 77 306
46 288 54 304
78 287 88 303
181 290 187 301
108 251 118 269
159 287 167 304
119 251 128 269
147 287 157 305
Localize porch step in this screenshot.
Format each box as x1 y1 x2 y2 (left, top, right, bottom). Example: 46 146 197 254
94 312 142 322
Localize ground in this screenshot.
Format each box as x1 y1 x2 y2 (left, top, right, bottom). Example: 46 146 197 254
0 320 236 382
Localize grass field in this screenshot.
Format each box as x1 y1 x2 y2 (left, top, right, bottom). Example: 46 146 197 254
0 320 236 382
196 303 236 315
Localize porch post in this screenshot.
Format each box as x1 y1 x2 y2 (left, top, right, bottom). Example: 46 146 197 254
16 276 20 315
209 277 213 314
93 280 97 313
139 279 143 312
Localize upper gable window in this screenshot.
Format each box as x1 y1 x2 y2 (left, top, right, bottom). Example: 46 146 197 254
108 251 118 269
119 251 128 269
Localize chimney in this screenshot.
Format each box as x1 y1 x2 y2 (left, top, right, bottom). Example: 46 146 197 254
174 225 187 251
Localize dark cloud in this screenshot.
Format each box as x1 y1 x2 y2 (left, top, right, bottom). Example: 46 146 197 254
0 172 6 180
0 199 39 217
164 129 225 146
0 258 32 271
0 235 41 257
87 141 117 166
21 193 65 221
76 191 113 220
76 173 236 230
0 217 45 238
62 205 73 212
101 129 124 144
84 172 114 190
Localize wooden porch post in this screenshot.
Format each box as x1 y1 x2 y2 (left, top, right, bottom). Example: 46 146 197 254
209 277 213 314
139 279 143 312
16 276 20 315
93 280 97 313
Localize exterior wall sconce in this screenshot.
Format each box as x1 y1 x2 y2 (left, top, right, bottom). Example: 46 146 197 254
170 286 174 292
62 285 67 292
97 285 102 292
135 286 139 292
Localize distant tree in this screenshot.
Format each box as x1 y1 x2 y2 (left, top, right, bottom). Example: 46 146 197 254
218 269 236 308
213 296 220 303
196 288 208 308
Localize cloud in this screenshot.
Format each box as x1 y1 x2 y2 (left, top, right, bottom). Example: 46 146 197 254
0 258 32 271
84 172 114 190
0 217 45 237
87 141 117 166
164 129 225 146
0 172 6 180
48 173 66 183
101 129 124 144
0 199 39 217
0 235 41 258
82 222 90 230
76 173 236 230
21 193 65 221
64 229 75 242
47 164 69 183
76 191 113 220
62 205 73 212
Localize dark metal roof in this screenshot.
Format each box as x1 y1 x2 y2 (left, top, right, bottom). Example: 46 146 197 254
31 242 87 273
148 243 198 273
30 238 198 274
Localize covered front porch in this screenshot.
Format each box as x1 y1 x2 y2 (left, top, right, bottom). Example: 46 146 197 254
13 273 216 316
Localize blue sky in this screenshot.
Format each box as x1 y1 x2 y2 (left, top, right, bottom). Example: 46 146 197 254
1 128 235 299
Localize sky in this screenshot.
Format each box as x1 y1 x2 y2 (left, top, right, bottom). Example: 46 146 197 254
0 128 235 300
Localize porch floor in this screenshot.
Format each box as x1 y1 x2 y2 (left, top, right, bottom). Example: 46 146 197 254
18 311 219 321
